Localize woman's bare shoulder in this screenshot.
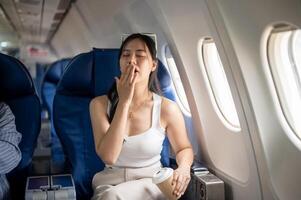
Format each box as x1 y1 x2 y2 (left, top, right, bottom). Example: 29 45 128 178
160 96 181 118
90 95 108 110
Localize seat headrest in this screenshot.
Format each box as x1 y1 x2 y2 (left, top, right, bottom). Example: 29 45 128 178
56 49 120 97
93 48 120 96
56 52 94 97
157 60 171 89
44 58 71 84
157 60 176 101
0 53 35 100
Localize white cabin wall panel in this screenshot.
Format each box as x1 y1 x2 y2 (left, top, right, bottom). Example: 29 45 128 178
52 0 169 57
148 0 262 199
116 0 169 61
147 0 212 161
70 0 168 51
151 0 243 179
73 0 126 48
210 0 301 199
51 5 92 58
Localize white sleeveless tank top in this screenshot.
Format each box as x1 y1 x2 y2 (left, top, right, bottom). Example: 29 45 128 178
107 93 166 168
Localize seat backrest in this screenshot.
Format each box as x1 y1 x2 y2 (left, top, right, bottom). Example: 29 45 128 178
157 60 176 101
41 58 70 119
41 58 70 170
0 52 41 199
53 48 176 199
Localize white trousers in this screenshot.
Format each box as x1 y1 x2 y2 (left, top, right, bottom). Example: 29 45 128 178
91 162 166 200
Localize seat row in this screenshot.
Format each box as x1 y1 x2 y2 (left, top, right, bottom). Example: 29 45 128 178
0 48 176 199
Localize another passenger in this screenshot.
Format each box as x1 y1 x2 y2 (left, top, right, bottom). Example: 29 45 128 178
90 33 193 200
0 102 22 200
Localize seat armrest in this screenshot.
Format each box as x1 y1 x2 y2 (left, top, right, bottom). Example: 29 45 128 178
191 160 208 174
169 158 208 173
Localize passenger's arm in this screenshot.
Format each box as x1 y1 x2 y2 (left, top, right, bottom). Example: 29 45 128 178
163 99 193 198
90 64 138 165
90 96 130 165
0 103 22 174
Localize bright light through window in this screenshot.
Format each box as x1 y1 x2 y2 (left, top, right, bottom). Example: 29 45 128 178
0 41 8 47
164 46 191 116
292 31 301 85
268 29 301 139
200 39 241 130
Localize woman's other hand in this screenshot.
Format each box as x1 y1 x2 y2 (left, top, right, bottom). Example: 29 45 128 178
172 165 191 198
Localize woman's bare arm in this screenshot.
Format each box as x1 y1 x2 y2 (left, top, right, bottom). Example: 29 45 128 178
90 96 130 165
90 64 138 165
162 98 193 197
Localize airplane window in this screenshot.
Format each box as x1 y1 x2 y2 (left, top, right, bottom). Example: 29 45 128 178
199 38 241 131
268 28 301 139
164 46 191 116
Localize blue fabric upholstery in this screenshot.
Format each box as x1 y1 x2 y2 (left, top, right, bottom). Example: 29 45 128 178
53 48 176 199
0 52 41 199
35 63 49 120
41 58 70 170
35 63 47 101
53 51 102 200
157 60 176 101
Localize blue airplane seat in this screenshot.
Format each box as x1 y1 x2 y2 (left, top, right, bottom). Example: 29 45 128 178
53 48 176 199
41 58 70 171
35 63 50 120
157 59 176 101
0 52 41 199
35 63 46 102
156 59 177 167
53 50 104 200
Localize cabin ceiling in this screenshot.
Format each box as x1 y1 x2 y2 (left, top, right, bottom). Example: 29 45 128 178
0 0 72 50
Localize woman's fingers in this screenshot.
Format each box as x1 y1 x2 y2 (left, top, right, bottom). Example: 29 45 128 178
171 169 191 198
172 171 180 195
177 177 186 196
131 71 138 85
174 175 184 196
178 176 190 196
116 64 137 103
124 64 133 83
120 65 127 82
126 64 135 84
172 171 178 187
122 63 132 82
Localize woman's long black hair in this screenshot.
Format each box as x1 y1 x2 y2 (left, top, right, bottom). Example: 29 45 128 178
107 33 161 122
